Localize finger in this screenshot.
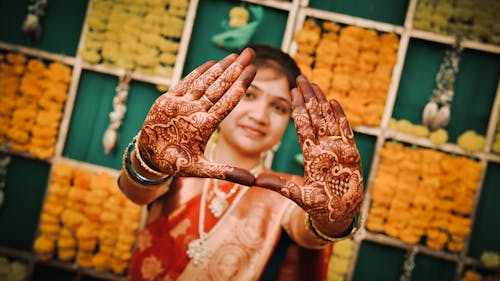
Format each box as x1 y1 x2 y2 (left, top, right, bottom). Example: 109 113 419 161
311 83 328 103
311 84 337 141
169 60 216 97
203 48 256 105
185 53 239 102
329 98 355 141
255 173 304 207
291 87 317 146
188 159 256 186
255 173 287 192
306 83 328 139
208 65 256 120
296 76 324 143
296 75 316 106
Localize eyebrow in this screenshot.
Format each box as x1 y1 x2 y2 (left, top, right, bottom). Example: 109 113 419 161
249 84 291 107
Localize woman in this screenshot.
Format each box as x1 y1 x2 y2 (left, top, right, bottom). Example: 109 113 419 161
118 45 363 280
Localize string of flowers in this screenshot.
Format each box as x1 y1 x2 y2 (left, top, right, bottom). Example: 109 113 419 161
422 36 464 131
0 143 11 209
102 72 131 154
399 247 417 281
22 0 48 42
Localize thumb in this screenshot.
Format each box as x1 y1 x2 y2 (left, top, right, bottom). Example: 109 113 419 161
256 173 303 207
255 172 288 191
190 160 256 186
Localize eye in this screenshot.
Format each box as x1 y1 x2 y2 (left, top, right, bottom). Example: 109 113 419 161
271 101 290 115
244 92 256 100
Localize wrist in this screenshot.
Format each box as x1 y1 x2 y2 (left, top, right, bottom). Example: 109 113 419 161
135 132 169 178
122 134 171 186
305 213 361 243
131 150 167 180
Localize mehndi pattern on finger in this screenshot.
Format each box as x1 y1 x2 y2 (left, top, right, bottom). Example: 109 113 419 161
136 51 255 183
293 19 399 128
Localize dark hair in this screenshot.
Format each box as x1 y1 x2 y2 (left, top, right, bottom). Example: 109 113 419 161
247 44 301 90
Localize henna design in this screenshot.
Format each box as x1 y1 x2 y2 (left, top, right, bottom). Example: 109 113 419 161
137 48 257 186
256 76 363 233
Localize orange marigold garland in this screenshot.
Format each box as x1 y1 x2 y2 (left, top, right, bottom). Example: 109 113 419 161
0 53 26 144
33 163 143 275
367 141 481 252
293 19 399 128
0 52 71 160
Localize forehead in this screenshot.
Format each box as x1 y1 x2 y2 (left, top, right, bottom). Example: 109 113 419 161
251 67 290 102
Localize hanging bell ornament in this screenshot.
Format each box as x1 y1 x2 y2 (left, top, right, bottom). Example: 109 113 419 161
430 104 451 131
422 100 439 129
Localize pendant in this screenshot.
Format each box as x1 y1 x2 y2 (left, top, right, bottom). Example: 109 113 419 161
187 238 210 265
209 195 228 218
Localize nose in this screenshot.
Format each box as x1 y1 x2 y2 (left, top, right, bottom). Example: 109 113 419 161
248 100 269 125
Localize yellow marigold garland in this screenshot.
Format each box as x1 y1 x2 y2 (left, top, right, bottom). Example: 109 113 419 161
33 163 143 275
81 0 189 78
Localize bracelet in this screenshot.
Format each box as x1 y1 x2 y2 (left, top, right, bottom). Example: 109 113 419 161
135 132 169 177
122 135 171 186
305 212 361 243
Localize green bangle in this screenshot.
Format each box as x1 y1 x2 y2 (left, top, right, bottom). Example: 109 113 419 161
122 135 171 185
306 212 361 243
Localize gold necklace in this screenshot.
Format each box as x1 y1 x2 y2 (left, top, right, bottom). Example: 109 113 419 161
187 139 264 265
209 179 240 218
205 140 263 218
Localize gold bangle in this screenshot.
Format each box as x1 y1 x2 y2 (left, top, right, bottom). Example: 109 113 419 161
120 168 173 191
122 135 171 186
305 213 361 243
135 132 169 177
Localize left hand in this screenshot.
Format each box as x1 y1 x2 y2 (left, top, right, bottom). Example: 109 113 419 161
256 75 363 236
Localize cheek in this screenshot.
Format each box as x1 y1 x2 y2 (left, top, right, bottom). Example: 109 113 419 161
269 115 290 141
219 115 234 133
219 104 244 128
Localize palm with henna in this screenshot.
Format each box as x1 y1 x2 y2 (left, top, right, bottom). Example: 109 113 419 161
137 48 257 186
256 75 364 237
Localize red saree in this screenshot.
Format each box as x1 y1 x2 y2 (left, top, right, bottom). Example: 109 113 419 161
127 180 331 281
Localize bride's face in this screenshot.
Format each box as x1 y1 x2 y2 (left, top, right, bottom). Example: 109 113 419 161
218 66 291 157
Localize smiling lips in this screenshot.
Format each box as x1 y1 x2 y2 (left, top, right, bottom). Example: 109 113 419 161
240 125 265 137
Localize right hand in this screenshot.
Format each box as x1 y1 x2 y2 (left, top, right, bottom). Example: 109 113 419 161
137 48 257 186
